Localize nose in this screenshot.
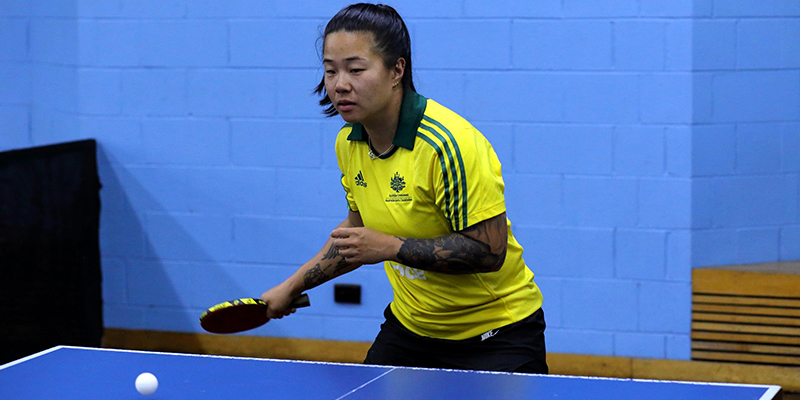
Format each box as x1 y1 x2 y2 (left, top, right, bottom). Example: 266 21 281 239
334 74 351 93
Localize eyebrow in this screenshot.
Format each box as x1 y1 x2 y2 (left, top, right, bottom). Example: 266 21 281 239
323 56 367 63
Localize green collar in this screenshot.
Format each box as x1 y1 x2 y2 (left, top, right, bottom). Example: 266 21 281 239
346 90 427 150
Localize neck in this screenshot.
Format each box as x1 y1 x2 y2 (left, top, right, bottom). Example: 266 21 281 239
361 90 403 153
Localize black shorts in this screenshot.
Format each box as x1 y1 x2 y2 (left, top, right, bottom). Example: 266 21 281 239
363 305 548 374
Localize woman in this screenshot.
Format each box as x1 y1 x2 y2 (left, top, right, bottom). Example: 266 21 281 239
261 3 547 374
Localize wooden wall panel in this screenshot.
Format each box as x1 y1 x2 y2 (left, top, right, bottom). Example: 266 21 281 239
692 263 800 368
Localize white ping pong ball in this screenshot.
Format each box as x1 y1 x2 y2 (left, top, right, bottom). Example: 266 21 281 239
135 372 158 396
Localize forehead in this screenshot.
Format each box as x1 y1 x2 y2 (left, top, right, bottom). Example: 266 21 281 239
323 31 379 60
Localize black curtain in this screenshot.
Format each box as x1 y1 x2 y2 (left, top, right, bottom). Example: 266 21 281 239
0 140 102 364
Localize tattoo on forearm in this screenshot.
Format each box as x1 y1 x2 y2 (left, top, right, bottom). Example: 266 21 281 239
303 264 329 288
396 213 507 274
333 257 351 274
321 243 339 260
303 244 353 289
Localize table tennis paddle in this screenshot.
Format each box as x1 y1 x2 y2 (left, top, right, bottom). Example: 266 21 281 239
199 294 310 334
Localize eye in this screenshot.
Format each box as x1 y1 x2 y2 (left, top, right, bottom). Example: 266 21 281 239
325 69 336 75
350 68 364 74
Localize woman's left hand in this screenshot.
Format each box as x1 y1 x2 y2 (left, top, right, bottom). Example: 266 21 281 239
330 226 401 265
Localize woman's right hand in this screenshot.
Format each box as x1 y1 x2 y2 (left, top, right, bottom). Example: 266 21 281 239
260 284 299 320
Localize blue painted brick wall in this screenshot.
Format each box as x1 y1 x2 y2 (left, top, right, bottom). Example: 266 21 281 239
639 179 692 228
666 231 692 281
616 332 667 358
561 279 638 331
512 20 612 70
0 18 27 61
29 18 77 65
737 19 800 69
640 74 693 123
229 20 323 68
0 62 29 105
562 177 637 227
713 71 800 123
463 73 562 122
638 282 692 333
0 10 30 151
563 0 638 18
615 21 665 71
3 0 798 362
640 0 693 17
615 229 667 280
0 105 29 150
231 120 324 167
464 0 562 18
737 123 783 174
692 21 737 71
187 70 275 117
665 22 692 71
614 126 666 176
666 127 692 177
140 21 228 67
713 0 800 17
78 0 186 18
514 125 613 174
78 20 140 66
517 228 615 279
563 75 639 123
414 20 511 69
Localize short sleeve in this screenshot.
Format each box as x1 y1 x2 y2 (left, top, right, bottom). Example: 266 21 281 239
424 122 505 232
335 127 359 213
461 133 506 229
339 173 358 212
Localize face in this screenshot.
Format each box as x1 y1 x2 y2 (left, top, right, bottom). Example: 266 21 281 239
323 31 403 125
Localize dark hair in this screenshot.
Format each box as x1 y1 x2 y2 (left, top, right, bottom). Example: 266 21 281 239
314 3 415 117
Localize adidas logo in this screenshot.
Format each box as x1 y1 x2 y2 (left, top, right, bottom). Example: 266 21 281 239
355 171 367 187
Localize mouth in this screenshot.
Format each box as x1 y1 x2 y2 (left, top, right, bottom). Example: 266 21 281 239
337 100 356 112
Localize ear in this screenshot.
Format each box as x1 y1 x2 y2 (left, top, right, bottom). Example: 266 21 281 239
392 57 406 86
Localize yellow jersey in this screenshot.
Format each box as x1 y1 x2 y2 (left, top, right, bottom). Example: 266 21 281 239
335 90 543 340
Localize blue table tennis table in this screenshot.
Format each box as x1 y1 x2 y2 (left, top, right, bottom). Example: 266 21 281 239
0 346 783 399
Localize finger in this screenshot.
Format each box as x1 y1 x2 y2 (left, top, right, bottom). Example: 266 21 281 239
330 228 348 238
342 251 361 263
338 246 358 258
331 227 357 238
267 306 286 319
334 239 355 250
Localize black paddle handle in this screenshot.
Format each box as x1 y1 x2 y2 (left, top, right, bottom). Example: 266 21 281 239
288 293 311 309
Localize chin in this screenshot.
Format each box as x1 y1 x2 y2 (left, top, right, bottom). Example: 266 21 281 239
338 112 361 123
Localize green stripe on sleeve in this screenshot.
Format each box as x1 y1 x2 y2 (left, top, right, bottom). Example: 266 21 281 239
420 121 461 230
340 173 353 211
417 131 453 223
422 116 468 230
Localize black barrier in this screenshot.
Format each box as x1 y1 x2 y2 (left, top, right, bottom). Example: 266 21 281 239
0 140 102 365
